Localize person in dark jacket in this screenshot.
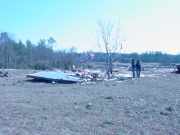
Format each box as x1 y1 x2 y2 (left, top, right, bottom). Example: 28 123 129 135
131 59 136 78
136 60 141 78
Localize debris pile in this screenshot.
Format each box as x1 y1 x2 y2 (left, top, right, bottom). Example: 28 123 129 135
26 68 133 84
74 69 104 82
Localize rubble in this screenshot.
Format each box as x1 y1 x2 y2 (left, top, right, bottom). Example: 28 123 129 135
74 69 104 82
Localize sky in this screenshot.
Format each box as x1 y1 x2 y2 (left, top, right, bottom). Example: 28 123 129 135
0 0 180 54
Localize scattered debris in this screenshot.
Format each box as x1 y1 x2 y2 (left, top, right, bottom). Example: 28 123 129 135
160 106 174 116
159 106 174 116
74 69 104 82
74 102 79 110
104 96 114 101
0 71 8 77
160 111 169 116
100 121 114 128
102 121 114 125
165 106 173 112
86 102 93 110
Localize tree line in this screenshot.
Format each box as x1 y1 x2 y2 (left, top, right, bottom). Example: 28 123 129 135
93 52 180 64
0 32 180 70
0 32 79 69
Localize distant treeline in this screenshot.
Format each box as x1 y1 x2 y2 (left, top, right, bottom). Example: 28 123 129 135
93 52 180 64
0 32 180 70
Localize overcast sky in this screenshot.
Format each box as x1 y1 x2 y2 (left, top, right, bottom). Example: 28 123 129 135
0 0 180 54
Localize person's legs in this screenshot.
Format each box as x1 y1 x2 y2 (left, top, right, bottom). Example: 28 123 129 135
132 70 135 78
139 71 141 78
136 70 138 78
137 70 140 78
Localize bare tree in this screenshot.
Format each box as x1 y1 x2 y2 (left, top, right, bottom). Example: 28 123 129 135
98 21 123 79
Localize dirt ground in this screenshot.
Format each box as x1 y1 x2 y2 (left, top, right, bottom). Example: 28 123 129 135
0 69 180 135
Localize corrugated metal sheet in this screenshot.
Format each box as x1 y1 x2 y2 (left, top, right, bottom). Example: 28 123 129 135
27 71 80 83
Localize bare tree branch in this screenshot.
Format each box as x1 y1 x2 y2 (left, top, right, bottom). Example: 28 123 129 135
97 21 123 79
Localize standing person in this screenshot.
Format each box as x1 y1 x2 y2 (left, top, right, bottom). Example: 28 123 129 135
131 59 136 78
136 60 141 78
